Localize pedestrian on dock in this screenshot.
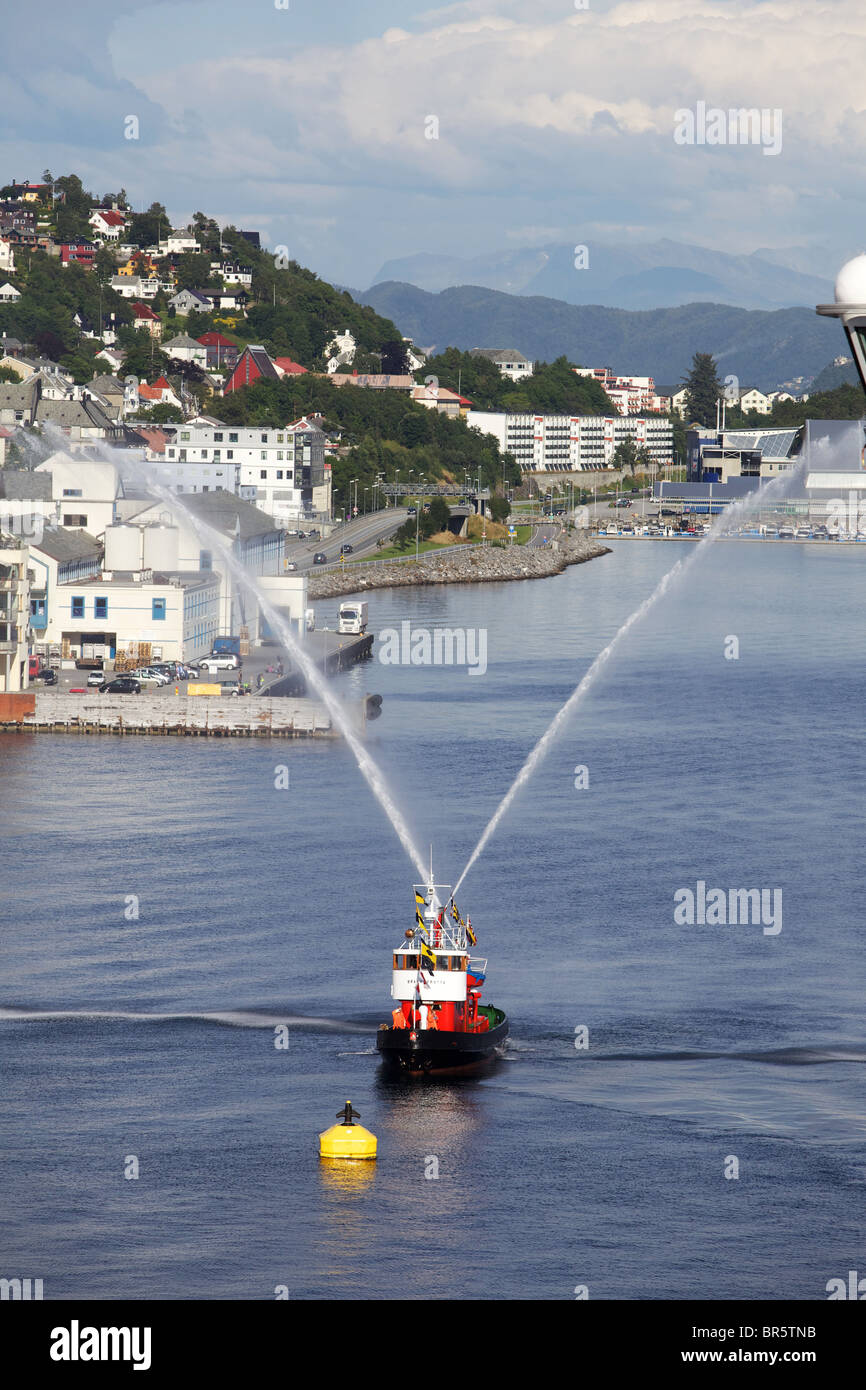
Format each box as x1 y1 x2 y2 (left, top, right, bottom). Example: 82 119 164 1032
257 672 264 690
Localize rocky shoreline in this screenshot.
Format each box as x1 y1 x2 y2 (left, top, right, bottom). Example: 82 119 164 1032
308 532 611 598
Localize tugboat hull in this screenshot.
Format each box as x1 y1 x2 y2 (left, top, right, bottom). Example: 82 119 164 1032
377 1013 508 1077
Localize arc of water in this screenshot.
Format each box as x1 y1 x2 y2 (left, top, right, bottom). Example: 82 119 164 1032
452 465 805 899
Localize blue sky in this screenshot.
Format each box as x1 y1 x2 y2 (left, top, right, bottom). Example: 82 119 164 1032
2 0 864 289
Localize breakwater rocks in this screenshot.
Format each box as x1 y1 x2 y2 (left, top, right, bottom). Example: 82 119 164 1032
308 534 610 598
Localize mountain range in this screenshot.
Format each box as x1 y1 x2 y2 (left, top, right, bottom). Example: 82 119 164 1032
355 282 842 394
370 239 833 313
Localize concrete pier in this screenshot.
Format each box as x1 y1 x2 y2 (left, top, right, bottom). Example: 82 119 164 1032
0 692 369 738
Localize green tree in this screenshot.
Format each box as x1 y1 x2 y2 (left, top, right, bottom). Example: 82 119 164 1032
681 351 722 428
612 437 639 474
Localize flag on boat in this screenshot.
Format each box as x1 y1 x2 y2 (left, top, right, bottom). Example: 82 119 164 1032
466 915 477 945
415 890 426 907
450 899 460 922
420 941 436 973
415 909 426 932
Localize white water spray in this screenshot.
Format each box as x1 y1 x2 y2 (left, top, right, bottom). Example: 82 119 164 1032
452 465 806 898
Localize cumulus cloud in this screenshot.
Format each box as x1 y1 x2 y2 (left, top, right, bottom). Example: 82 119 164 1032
2 0 864 281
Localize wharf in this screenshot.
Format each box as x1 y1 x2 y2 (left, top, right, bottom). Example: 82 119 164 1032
264 628 373 696
0 693 363 738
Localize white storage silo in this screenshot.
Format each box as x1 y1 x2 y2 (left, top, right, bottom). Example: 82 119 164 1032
104 525 142 572
142 525 179 572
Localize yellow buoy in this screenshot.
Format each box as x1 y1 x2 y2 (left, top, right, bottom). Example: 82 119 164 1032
319 1101 377 1160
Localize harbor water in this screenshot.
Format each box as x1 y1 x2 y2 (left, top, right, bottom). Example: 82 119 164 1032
1 539 864 1300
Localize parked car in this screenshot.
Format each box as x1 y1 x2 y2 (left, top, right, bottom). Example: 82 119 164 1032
100 677 141 694
340 543 354 556
285 561 298 571
407 506 417 516
33 667 58 685
199 654 239 672
130 667 170 685
313 552 328 565
615 498 632 509
86 671 106 687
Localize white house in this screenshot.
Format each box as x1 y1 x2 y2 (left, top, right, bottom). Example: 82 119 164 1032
89 209 127 241
0 282 22 304
159 232 200 255
468 348 534 382
110 274 159 300
0 239 15 274
168 288 213 316
325 328 357 372
163 334 208 368
738 387 773 415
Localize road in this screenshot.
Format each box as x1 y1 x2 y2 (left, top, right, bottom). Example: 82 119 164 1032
285 507 409 571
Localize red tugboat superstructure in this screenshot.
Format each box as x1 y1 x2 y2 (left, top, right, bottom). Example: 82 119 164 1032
376 869 508 1076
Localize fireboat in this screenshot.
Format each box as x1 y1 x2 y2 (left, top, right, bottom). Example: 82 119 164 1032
376 873 508 1077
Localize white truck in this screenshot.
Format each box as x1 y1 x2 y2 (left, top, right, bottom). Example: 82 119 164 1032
338 601 368 635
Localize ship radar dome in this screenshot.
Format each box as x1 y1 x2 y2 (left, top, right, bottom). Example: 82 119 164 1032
834 254 866 305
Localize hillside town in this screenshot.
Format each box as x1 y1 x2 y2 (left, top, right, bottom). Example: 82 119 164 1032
1 174 862 700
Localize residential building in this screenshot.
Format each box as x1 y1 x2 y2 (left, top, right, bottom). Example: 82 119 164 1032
273 356 307 377
167 289 212 316
468 348 534 382
163 334 208 368
324 328 357 370
151 417 327 522
159 231 200 255
198 333 239 371
325 373 416 392
0 376 40 426
89 209 127 241
138 376 182 410
466 410 674 472
110 274 159 300
0 536 31 690
737 387 773 415
0 237 14 273
35 397 122 445
411 384 464 418
131 303 162 338
574 365 662 414
60 242 96 269
0 282 22 303
211 262 253 286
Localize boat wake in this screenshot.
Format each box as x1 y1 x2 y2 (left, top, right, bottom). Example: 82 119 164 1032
0 1007 371 1034
584 1045 866 1066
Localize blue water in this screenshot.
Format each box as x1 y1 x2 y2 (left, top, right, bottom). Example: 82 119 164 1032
2 540 865 1299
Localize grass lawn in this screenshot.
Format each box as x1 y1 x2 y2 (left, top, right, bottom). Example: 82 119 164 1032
354 538 465 562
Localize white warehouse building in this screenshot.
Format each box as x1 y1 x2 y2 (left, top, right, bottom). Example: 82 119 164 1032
466 411 674 472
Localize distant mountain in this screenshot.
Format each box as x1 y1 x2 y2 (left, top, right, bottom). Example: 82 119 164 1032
371 239 832 312
356 282 843 393
809 358 860 393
